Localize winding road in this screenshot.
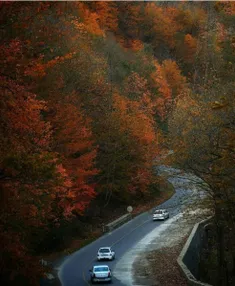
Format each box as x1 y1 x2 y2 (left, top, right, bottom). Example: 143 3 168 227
58 166 205 286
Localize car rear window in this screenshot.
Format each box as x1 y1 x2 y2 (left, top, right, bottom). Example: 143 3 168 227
94 267 109 272
99 248 110 253
154 210 163 214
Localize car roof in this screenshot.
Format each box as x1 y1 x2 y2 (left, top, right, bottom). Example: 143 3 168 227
155 209 167 211
99 246 111 249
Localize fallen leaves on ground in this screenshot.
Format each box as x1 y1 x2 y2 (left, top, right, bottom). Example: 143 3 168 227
134 241 188 286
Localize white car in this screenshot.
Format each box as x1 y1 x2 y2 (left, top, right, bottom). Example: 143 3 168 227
97 247 115 261
89 265 112 284
153 209 169 221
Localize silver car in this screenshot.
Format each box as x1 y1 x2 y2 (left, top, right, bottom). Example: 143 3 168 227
97 247 115 261
153 209 169 221
89 265 112 284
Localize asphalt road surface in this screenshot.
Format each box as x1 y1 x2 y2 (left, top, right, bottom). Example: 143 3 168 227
58 167 202 286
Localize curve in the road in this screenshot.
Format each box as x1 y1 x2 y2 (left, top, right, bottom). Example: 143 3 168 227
58 166 205 286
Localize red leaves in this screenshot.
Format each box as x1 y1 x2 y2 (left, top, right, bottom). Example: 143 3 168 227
0 3 208 285
49 97 98 217
25 52 76 78
129 168 152 195
0 76 51 157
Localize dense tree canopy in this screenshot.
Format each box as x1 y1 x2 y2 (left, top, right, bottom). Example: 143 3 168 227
1 1 235 285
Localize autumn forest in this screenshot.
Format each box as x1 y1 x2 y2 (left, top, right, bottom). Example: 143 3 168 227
1 1 235 285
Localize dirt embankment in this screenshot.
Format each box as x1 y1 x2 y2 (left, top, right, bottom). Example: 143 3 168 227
132 210 210 286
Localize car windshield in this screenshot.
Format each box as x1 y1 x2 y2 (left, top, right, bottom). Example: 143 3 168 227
99 248 110 253
154 210 163 214
94 267 109 272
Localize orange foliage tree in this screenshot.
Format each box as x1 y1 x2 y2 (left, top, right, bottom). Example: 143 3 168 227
0 4 99 283
183 34 198 63
0 75 58 285
86 1 118 32
48 96 98 217
143 3 178 50
112 93 158 197
0 1 215 284
151 59 187 119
